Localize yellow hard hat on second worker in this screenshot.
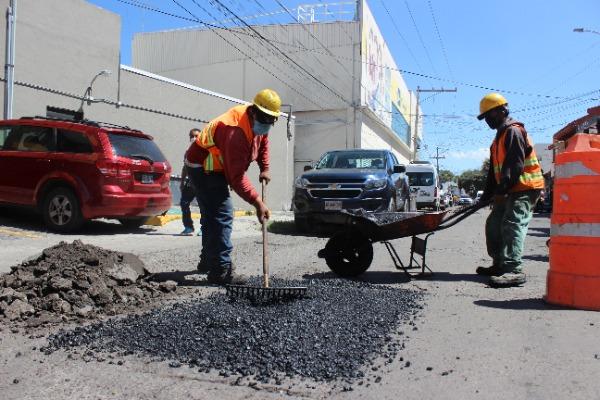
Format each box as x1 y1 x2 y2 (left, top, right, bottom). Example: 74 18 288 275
253 89 281 117
478 93 508 120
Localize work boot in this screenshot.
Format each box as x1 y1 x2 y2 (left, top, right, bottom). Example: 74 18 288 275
207 266 247 286
476 265 504 276
489 272 526 288
196 260 211 274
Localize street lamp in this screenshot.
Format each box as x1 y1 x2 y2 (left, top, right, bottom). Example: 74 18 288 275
78 69 112 113
573 27 600 36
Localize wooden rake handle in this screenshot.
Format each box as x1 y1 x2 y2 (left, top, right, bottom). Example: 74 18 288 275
262 181 269 288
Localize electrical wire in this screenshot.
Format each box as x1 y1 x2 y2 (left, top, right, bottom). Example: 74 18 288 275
404 0 438 76
427 0 453 80
208 0 351 106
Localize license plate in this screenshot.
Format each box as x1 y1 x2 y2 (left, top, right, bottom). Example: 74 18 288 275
141 174 154 184
324 201 342 210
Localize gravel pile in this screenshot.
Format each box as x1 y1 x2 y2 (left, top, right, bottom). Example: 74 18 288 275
46 279 423 384
0 240 177 323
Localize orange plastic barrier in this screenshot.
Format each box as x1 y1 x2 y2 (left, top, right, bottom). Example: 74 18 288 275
546 134 600 310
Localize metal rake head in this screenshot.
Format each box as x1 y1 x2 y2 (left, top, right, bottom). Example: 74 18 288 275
225 285 308 301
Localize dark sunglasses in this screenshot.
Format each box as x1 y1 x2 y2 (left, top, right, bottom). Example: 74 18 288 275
254 110 277 125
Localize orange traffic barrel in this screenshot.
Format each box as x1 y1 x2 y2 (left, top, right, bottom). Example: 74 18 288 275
546 133 600 310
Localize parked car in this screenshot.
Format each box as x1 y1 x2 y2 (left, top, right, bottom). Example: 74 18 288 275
405 161 440 209
292 149 406 231
0 116 172 232
458 195 474 205
475 190 484 202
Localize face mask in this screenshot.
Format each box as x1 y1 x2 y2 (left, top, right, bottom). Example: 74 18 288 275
253 120 271 136
485 112 504 130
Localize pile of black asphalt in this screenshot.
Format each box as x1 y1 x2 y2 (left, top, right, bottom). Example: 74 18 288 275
45 278 424 385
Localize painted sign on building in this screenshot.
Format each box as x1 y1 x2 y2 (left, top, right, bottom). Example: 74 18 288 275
360 0 412 145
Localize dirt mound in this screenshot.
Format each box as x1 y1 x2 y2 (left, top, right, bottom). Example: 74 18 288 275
0 240 177 323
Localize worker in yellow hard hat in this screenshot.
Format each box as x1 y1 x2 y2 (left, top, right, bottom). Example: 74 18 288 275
184 89 282 285
476 93 544 288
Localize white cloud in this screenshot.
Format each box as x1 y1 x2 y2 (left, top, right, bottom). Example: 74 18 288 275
448 147 489 161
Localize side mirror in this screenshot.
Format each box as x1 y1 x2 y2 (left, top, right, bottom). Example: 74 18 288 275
303 165 312 172
393 165 406 173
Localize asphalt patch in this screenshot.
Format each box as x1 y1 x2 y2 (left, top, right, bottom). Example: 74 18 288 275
45 278 424 384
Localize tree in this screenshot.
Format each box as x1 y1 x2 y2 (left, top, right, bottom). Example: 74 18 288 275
438 169 455 184
458 167 487 197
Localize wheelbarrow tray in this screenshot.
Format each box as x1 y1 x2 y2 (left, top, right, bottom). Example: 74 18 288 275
340 210 448 242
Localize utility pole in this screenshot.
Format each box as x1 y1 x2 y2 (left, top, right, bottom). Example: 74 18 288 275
412 86 457 160
4 0 17 119
430 146 446 177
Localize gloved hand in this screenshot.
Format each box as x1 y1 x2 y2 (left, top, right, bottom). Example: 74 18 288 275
253 198 271 224
259 170 271 184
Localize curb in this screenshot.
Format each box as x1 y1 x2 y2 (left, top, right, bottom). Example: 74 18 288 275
145 210 255 227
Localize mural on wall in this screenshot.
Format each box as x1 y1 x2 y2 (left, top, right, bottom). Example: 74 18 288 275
361 0 412 145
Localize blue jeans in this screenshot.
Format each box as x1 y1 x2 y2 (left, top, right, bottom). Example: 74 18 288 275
187 167 233 270
179 182 197 229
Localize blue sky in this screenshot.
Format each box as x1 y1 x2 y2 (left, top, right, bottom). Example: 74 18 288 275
88 0 600 173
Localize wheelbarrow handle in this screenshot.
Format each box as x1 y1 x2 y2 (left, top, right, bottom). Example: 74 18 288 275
435 200 492 231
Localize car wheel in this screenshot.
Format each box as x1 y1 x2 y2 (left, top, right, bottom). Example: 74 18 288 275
42 187 84 233
321 231 373 277
118 218 147 229
294 214 310 233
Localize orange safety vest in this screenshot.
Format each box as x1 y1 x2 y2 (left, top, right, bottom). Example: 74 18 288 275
195 105 254 172
491 123 544 192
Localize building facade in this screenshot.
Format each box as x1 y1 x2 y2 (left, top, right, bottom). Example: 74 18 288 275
131 0 421 180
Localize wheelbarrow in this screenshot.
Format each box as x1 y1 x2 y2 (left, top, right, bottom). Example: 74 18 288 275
317 202 489 278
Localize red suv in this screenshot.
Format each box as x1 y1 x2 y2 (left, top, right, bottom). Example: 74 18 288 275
0 117 172 232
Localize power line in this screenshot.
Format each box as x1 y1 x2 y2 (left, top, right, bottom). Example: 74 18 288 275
168 0 336 111
2 77 210 123
427 0 454 80
376 0 430 83
208 0 351 106
117 0 591 103
404 0 438 76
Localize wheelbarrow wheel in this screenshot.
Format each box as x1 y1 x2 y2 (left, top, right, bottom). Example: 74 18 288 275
323 231 373 277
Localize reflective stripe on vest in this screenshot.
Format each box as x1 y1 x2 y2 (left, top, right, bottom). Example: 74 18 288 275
490 124 545 192
195 105 254 172
551 223 600 238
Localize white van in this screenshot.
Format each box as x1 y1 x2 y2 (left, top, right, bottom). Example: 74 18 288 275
405 161 440 209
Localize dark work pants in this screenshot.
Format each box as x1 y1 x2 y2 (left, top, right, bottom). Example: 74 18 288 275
187 166 233 270
180 183 197 230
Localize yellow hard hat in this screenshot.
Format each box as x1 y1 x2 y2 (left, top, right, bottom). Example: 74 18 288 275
253 89 281 117
478 93 508 120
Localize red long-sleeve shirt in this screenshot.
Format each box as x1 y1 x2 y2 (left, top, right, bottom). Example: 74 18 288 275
185 125 269 204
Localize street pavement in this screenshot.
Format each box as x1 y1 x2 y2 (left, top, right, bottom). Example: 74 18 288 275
1 205 599 400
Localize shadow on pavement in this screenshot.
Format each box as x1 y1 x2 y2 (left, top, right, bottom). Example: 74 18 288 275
523 254 549 262
148 270 208 287
0 205 154 236
420 271 489 283
528 226 550 237
474 297 567 310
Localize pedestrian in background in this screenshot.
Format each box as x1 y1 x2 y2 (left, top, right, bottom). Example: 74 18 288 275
180 128 202 236
476 93 544 288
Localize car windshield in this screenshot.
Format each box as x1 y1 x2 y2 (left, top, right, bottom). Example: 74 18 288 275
406 172 434 186
108 132 166 163
316 151 386 169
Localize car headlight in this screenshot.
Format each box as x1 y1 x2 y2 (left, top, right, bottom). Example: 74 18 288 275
364 178 387 189
294 176 310 188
